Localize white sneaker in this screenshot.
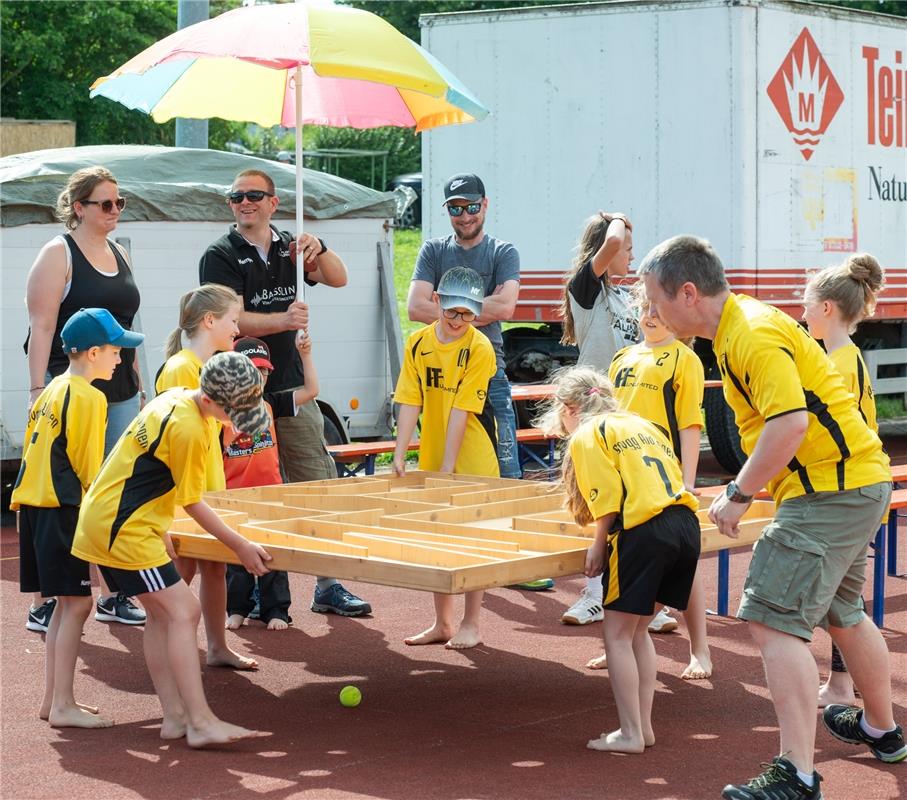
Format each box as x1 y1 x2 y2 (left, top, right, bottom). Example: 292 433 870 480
561 588 604 625
648 608 678 633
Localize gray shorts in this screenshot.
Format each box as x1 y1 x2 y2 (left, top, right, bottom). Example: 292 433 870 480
275 399 336 483
737 481 891 641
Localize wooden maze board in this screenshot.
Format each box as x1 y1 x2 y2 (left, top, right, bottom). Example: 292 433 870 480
169 472 776 594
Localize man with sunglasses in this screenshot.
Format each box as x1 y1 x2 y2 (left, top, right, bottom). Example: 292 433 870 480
407 173 522 479
199 168 372 618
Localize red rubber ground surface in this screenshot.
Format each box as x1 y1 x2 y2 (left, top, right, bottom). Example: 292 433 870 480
2 433 905 800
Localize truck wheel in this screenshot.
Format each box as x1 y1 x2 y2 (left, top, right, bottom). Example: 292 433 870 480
322 414 347 446
703 386 746 474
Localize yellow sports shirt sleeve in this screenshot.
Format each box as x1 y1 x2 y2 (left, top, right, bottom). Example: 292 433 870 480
674 347 705 429
569 422 623 520
394 329 426 407
170 419 215 507
452 334 496 414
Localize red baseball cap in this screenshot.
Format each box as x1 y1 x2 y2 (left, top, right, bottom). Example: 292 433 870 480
233 336 274 371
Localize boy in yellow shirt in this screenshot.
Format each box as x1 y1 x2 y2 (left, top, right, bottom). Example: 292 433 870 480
392 266 498 649
12 308 144 729
72 351 273 747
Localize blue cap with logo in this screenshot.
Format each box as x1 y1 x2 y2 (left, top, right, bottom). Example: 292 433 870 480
60 308 145 354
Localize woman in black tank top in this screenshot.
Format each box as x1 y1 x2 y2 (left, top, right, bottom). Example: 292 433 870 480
24 166 147 625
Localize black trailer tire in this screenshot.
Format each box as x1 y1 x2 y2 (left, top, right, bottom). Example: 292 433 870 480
703 386 746 474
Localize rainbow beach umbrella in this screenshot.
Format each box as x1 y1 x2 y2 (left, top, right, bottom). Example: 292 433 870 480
90 0 488 287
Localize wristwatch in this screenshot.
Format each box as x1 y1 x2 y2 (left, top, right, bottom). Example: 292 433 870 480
725 480 753 504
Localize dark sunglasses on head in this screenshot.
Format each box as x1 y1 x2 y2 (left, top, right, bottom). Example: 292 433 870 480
228 190 274 204
81 197 126 213
447 202 482 217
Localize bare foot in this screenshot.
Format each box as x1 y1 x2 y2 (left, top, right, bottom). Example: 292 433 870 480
49 705 114 729
587 728 646 753
681 650 713 680
160 714 187 740
225 614 247 630
266 618 289 631
586 653 608 670
445 622 481 650
404 623 454 646
599 730 655 747
207 647 258 671
186 719 271 749
818 679 856 708
40 701 99 721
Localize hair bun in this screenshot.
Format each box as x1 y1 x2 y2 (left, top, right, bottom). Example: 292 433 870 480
846 253 884 293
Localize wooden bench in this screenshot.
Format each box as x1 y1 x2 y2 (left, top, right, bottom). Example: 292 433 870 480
327 428 560 478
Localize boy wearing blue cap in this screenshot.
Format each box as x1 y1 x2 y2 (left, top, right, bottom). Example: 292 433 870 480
11 308 144 729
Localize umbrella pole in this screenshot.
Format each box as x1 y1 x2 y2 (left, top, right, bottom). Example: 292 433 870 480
295 63 305 304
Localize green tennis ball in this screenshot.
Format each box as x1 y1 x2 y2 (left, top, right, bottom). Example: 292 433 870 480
339 685 361 708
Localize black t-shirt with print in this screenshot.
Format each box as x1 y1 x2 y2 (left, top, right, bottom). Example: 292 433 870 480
199 226 316 393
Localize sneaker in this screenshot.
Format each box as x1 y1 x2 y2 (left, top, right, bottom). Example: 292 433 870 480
648 608 678 633
248 602 261 621
95 593 146 625
511 578 555 591
311 583 372 617
561 588 604 625
26 598 57 632
722 756 822 799
822 704 907 763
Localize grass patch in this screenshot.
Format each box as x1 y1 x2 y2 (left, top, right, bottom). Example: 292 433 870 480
876 395 906 420
393 228 423 341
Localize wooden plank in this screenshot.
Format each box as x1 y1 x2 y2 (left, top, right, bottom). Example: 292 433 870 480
449 484 557 506
204 496 324 521
341 532 526 560
172 528 368 557
171 510 247 532
338 533 503 566
388 493 565 524
448 551 588 592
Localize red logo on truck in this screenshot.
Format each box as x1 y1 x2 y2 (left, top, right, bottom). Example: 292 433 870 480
767 28 844 161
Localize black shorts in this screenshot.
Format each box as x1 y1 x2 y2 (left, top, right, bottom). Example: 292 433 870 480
602 505 701 616
19 505 92 598
99 562 182 597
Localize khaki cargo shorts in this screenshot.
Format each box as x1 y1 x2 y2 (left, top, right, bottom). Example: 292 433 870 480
275 399 337 483
737 481 891 641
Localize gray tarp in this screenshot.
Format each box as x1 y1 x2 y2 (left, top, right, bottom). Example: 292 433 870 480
0 144 398 227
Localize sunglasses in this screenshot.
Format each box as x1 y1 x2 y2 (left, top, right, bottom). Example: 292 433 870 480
447 202 482 217
81 197 126 213
442 307 476 321
228 190 274 204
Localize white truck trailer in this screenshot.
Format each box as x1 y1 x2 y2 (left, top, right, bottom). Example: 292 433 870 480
421 0 906 470
1 145 402 471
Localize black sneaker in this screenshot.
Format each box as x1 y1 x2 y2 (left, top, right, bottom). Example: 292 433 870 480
26 598 57 632
722 756 822 799
95 593 146 625
311 583 372 617
822 704 907 763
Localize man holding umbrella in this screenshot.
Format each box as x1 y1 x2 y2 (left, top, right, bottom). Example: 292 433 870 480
200 168 371 618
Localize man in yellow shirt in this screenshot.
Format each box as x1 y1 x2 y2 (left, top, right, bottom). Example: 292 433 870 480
640 235 902 799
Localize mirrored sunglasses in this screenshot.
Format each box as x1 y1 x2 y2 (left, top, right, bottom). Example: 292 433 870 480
81 197 126 213
228 190 274 204
447 202 482 217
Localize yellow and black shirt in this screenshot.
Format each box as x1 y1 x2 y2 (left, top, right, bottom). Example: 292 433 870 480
608 339 704 458
830 343 877 434
714 294 889 504
569 411 698 530
155 348 225 491
11 374 107 510
72 389 216 570
394 322 499 477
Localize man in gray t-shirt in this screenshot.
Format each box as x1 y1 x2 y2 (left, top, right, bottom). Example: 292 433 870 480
407 173 522 478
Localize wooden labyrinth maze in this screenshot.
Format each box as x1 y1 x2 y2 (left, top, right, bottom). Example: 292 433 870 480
170 473 775 594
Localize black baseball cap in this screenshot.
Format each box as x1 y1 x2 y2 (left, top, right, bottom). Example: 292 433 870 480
442 173 485 205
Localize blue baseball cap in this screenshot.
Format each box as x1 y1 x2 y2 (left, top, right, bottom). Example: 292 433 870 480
60 308 145 354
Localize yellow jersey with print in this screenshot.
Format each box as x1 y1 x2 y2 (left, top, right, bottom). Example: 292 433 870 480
608 339 704 458
72 389 216 570
155 348 225 491
394 322 499 477
569 411 698 531
713 294 889 504
829 343 877 434
10 374 107 510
